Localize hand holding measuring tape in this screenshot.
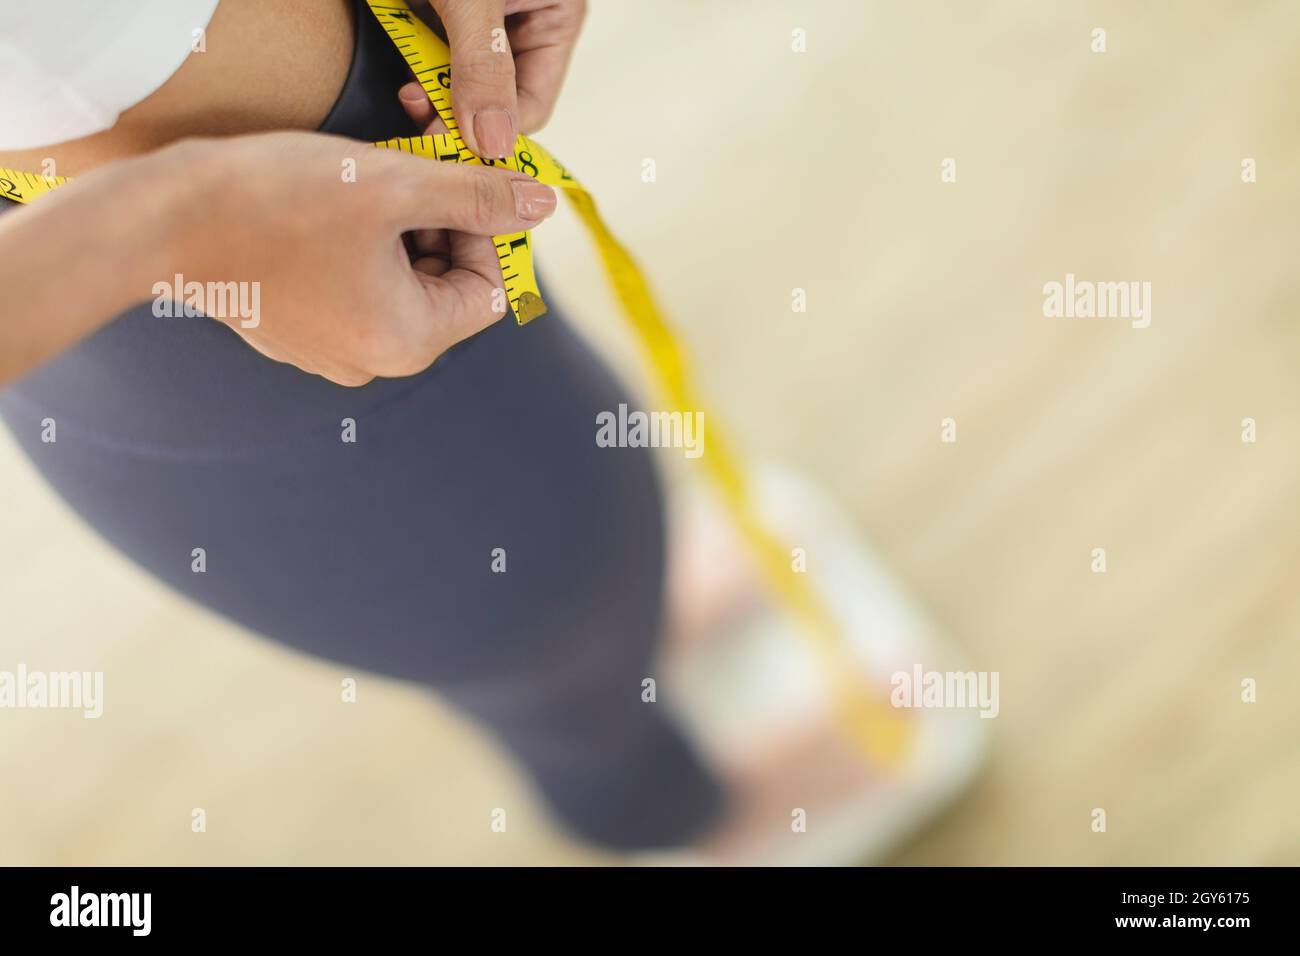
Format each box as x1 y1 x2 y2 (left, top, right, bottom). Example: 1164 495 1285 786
168 133 558 387
411 0 587 160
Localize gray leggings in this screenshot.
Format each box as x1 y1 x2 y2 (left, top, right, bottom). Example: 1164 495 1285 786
0 0 724 850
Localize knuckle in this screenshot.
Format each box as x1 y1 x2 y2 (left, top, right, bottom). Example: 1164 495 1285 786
397 349 442 378
332 370 374 388
436 0 483 20
458 46 516 88
362 346 406 379
367 339 409 376
374 339 441 378
468 169 504 226
353 311 441 379
350 316 404 373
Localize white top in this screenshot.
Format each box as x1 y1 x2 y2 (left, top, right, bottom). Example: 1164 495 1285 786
0 0 221 149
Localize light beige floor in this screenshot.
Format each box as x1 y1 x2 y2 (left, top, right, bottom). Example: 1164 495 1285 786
2 0 1298 865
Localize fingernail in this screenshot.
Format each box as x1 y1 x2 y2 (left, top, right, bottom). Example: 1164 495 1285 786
511 180 557 221
399 84 426 103
475 108 515 160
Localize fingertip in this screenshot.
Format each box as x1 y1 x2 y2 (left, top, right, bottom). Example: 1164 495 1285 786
398 84 435 125
472 107 517 161
509 178 557 222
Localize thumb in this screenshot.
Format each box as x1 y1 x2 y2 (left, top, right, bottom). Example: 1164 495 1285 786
430 0 517 160
373 157 556 236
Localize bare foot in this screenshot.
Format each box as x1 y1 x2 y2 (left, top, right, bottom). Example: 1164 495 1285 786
652 470 978 866
664 488 766 651
693 715 883 864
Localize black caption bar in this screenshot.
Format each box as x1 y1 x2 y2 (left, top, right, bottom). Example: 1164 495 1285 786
0 866 1288 942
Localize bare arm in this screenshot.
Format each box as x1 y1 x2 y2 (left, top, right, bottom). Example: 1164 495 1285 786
0 158 180 384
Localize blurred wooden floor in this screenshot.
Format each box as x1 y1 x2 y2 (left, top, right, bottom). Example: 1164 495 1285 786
2 0 1298 865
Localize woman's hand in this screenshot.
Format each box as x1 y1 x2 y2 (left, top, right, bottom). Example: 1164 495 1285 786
418 0 587 158
166 132 556 386
0 130 556 388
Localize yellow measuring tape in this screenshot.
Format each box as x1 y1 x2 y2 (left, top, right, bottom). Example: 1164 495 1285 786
0 0 909 766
